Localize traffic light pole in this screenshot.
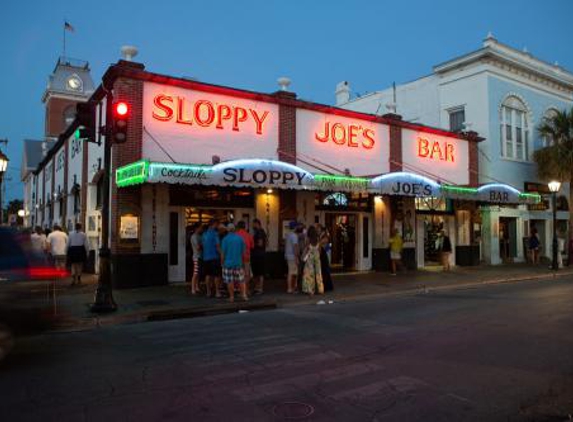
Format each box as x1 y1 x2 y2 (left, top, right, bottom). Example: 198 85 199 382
91 90 117 313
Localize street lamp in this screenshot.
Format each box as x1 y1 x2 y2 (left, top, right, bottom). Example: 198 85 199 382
548 180 561 271
0 149 9 225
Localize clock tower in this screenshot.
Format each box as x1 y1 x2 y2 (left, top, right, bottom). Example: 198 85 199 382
42 56 95 138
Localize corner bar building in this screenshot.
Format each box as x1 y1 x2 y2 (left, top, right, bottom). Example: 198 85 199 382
33 59 540 287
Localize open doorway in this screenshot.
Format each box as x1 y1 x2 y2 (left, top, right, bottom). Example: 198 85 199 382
499 217 517 262
325 213 356 271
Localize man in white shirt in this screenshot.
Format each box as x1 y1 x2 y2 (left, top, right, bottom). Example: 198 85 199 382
30 226 47 254
284 221 300 293
67 223 89 286
46 225 68 271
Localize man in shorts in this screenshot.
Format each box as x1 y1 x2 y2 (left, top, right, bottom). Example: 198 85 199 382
389 228 403 276
221 223 247 303
236 220 254 288
202 219 222 297
284 221 300 293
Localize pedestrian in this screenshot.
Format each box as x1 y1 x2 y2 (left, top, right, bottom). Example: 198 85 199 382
302 226 323 296
557 229 565 269
221 223 247 303
439 230 452 271
389 228 403 275
30 225 47 254
202 219 222 298
236 220 254 290
251 218 267 295
296 223 307 287
285 221 300 293
46 225 68 271
67 223 89 286
528 228 540 264
319 228 333 292
189 224 205 295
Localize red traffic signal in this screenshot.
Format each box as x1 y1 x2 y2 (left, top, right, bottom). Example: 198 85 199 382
115 101 129 117
112 101 130 143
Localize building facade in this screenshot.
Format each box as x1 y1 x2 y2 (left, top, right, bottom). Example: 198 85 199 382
338 35 573 264
24 55 541 286
21 57 95 230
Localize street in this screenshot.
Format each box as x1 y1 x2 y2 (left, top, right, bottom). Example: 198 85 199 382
1 278 572 421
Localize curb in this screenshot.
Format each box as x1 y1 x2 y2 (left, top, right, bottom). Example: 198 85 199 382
147 300 278 321
50 270 572 332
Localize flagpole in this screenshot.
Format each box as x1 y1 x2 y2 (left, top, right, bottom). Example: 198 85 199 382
63 20 66 58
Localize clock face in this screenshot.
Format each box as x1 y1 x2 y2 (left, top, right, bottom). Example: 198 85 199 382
67 76 82 91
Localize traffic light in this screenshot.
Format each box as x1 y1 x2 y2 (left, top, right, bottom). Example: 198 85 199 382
112 101 130 143
75 102 95 143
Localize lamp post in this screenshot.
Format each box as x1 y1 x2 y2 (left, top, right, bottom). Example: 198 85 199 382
0 148 9 225
548 180 561 271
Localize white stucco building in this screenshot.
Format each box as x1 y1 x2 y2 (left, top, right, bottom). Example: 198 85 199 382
337 34 573 265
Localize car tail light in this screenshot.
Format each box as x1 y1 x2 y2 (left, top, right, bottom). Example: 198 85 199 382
27 267 70 280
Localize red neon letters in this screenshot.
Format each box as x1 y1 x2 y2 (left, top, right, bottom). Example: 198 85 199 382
315 122 375 149
152 94 270 135
417 137 455 162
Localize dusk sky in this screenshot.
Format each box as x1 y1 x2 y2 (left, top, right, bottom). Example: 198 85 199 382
1 0 572 203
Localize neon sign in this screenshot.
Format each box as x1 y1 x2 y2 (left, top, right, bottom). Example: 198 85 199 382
315 121 375 149
151 94 270 135
417 137 455 162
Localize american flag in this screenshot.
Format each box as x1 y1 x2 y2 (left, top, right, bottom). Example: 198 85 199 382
64 21 75 32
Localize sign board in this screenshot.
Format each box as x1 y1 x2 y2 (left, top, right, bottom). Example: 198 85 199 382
371 172 441 197
296 109 390 176
524 182 552 195
119 214 139 240
143 82 279 164
401 129 469 185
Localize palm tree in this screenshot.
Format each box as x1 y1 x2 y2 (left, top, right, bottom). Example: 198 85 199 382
533 107 573 240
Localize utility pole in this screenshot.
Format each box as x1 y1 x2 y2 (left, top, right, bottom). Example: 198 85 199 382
0 139 9 225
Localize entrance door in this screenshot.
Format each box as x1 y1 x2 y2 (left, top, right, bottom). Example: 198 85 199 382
499 217 517 262
168 208 186 282
325 213 357 271
419 214 456 268
357 213 372 270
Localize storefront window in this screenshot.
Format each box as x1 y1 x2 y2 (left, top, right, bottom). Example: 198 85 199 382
415 197 449 212
323 193 348 207
316 192 371 211
170 185 254 208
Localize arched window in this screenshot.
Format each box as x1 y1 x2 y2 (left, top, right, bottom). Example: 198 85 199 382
500 96 530 161
542 108 559 148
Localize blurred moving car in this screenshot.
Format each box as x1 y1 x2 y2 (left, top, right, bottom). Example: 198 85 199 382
0 228 68 360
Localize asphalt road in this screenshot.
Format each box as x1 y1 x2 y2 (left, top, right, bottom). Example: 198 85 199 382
1 278 573 421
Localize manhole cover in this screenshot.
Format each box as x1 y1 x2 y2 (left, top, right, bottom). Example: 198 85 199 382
272 402 315 419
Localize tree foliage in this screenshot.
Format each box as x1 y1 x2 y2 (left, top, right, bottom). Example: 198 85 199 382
533 108 573 181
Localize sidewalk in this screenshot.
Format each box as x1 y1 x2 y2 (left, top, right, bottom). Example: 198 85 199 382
51 263 573 332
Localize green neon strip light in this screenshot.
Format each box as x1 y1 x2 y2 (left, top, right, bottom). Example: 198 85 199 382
116 160 149 187
149 162 213 173
441 185 477 194
314 174 370 183
519 192 541 203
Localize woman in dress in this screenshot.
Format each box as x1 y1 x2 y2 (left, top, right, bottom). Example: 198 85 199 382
319 228 333 292
302 226 324 296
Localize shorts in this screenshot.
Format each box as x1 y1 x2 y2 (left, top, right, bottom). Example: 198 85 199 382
203 259 221 277
223 267 245 284
251 255 265 277
193 258 202 277
287 259 298 276
390 251 401 260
